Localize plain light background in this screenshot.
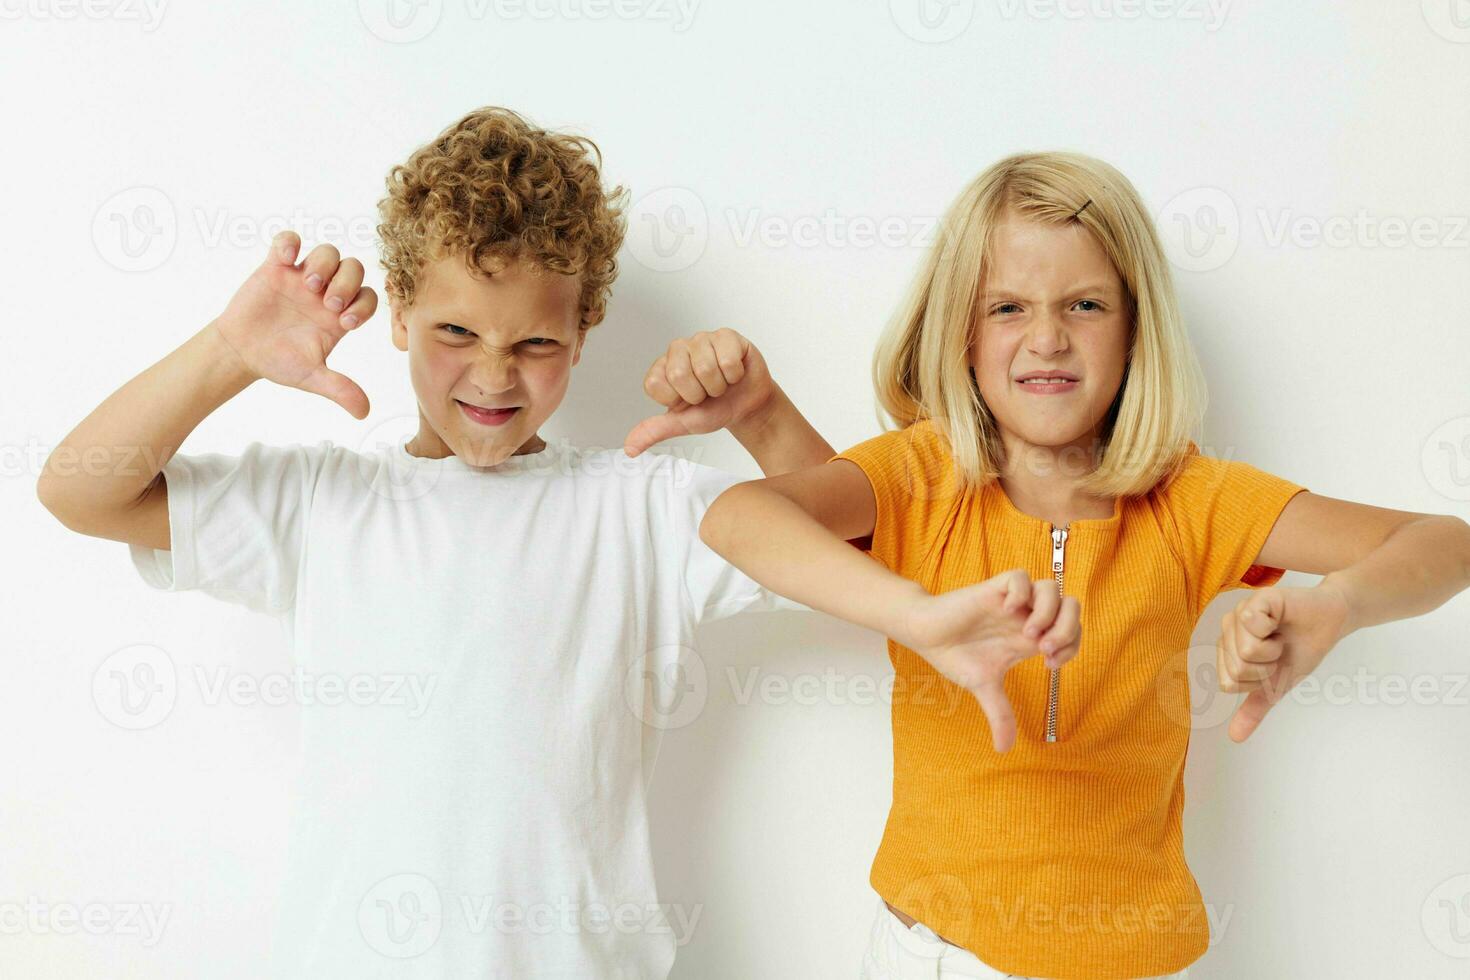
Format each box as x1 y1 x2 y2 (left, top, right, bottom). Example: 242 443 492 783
5 1 1469 976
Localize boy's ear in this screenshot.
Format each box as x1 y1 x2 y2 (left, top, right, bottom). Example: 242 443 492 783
571 328 587 366
389 300 409 352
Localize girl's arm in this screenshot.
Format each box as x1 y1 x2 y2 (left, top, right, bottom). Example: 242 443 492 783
1218 492 1470 742
700 459 911 638
1319 515 1470 636
699 460 1081 752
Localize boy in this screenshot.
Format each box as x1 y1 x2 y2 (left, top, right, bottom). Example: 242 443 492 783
37 106 830 978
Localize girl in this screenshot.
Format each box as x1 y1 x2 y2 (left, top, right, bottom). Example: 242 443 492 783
697 153 1470 979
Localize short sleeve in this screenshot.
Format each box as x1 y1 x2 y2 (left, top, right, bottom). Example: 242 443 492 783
1161 445 1309 617
664 460 810 629
828 419 960 574
128 441 328 616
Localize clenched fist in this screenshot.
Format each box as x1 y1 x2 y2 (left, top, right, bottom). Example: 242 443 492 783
899 569 1083 753
1219 583 1352 742
624 328 776 457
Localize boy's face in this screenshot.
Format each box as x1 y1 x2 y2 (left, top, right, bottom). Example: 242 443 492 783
391 253 586 467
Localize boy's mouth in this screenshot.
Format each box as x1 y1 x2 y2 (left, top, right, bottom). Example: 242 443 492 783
457 400 521 427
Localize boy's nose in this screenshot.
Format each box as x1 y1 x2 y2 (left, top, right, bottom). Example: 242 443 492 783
468 352 518 393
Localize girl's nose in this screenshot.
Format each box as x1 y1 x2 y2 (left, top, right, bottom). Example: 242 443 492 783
1024 314 1069 355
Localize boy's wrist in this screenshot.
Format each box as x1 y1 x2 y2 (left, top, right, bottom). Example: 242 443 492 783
1317 571 1361 640
200 319 260 393
725 383 786 451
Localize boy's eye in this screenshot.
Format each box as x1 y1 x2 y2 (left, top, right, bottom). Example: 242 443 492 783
438 326 558 346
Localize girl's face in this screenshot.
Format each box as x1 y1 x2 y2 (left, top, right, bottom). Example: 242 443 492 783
970 214 1132 469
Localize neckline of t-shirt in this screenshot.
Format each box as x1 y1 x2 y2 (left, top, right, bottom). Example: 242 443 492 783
983 478 1124 531
911 416 1124 531
391 437 570 473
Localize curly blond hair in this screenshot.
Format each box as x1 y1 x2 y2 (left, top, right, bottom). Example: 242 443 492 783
376 106 628 328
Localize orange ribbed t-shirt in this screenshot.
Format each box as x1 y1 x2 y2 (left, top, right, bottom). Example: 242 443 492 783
831 419 1309 979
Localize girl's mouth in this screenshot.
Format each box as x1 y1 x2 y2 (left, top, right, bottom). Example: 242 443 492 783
457 400 520 426
1015 378 1080 395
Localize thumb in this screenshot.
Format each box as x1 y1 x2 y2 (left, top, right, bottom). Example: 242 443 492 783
971 678 1018 753
1228 687 1274 743
267 230 300 267
298 366 370 420
624 409 690 457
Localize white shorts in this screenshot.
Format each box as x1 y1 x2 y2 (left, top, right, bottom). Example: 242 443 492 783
859 896 1193 980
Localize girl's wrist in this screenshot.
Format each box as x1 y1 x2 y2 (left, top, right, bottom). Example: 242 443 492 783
889 580 936 649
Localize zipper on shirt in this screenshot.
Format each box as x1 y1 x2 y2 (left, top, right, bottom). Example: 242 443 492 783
1044 523 1069 743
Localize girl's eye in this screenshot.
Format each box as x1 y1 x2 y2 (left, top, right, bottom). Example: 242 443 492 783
993 303 1021 315
1075 300 1101 312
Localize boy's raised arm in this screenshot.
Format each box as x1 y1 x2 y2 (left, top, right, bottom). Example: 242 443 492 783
726 383 835 477
623 327 834 476
36 231 376 549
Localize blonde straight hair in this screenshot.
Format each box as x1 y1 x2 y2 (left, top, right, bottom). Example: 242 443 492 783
872 152 1207 499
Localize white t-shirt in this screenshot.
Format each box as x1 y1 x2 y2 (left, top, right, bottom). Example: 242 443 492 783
129 435 802 979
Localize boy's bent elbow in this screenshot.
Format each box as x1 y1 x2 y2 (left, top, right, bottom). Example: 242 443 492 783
35 450 87 525
35 472 74 527
36 482 90 536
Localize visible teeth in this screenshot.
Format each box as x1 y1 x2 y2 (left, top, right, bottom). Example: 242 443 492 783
1021 378 1073 384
